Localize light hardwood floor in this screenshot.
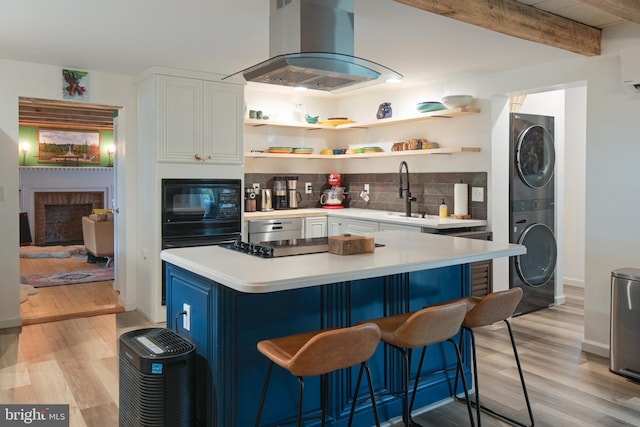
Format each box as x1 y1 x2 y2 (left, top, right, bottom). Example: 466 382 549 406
20 253 123 325
1 286 639 427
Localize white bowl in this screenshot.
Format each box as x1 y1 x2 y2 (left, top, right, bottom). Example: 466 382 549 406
441 95 473 108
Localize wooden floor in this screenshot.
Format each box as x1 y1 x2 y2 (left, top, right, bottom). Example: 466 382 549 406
20 251 123 325
2 286 639 427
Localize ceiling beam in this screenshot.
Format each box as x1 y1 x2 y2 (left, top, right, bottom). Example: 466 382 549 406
393 0 601 56
580 0 640 25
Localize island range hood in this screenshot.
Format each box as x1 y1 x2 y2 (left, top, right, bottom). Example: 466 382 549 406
226 0 402 93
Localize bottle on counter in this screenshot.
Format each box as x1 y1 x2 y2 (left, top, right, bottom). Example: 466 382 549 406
439 199 448 218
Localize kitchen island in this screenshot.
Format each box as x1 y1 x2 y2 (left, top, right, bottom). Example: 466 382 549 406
161 230 524 427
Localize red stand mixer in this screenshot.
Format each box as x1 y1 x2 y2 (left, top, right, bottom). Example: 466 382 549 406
320 173 349 209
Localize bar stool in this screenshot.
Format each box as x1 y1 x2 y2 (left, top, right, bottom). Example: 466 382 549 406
455 288 534 427
255 323 382 427
365 301 474 427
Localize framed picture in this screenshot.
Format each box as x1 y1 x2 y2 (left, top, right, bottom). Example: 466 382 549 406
37 129 101 165
62 69 89 100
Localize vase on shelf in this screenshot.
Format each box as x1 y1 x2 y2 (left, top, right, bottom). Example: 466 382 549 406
376 102 392 119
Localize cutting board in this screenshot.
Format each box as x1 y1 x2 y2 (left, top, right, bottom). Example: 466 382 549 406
328 234 375 255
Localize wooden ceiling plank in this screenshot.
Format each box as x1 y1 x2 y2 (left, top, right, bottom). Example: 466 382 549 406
579 0 640 25
393 0 601 56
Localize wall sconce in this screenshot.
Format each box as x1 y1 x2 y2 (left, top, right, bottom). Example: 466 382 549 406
19 142 29 166
107 145 115 167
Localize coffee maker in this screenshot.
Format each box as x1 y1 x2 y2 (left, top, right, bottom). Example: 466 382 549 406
287 176 302 209
273 176 288 209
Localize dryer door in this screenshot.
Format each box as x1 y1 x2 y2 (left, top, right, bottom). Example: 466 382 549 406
515 124 555 189
515 223 557 287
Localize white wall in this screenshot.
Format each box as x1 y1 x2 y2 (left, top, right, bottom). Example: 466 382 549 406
0 59 138 328
564 87 587 287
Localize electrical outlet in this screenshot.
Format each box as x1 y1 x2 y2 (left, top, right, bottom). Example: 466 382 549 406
305 182 313 194
364 183 370 194
252 183 260 192
471 187 484 202
183 303 191 331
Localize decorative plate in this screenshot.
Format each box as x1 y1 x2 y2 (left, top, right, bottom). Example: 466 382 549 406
292 148 313 154
318 119 356 126
268 147 294 153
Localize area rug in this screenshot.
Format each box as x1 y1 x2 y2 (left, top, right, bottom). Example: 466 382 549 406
20 284 39 303
20 245 87 259
20 268 114 288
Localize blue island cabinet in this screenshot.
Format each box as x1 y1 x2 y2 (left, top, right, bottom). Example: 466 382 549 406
165 262 472 427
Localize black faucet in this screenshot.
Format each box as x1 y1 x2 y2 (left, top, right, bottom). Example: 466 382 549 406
399 161 416 217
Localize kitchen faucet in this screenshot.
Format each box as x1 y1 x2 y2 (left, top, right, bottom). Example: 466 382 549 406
399 161 416 217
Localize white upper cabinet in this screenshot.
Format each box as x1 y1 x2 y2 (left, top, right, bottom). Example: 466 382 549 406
154 74 243 164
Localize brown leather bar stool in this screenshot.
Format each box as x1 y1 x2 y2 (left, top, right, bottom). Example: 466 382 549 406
455 287 534 427
255 323 382 427
365 301 474 427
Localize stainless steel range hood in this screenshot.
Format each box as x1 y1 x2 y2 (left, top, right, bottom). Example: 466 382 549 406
226 0 402 93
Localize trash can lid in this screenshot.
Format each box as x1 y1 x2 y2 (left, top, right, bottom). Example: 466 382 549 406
612 268 640 281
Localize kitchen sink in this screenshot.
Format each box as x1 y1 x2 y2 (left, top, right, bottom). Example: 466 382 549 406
386 212 439 220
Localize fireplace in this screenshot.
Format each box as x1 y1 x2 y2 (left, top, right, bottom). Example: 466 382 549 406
34 192 104 246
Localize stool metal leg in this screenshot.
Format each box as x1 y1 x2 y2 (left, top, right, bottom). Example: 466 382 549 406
321 374 328 427
296 377 304 427
398 348 423 427
459 322 534 427
348 362 381 427
448 338 475 427
408 346 427 416
255 361 274 427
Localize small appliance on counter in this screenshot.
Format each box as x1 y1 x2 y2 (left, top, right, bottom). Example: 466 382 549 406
260 189 273 211
320 173 349 209
244 188 257 212
287 176 302 209
273 176 288 209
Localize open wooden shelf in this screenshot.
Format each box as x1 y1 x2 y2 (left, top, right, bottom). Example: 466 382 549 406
244 107 480 130
245 146 480 159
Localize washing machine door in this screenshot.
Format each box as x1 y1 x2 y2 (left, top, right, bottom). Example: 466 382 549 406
515 223 557 287
515 124 555 189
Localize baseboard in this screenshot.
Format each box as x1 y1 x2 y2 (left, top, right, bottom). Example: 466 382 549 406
0 317 23 330
564 277 585 287
582 339 609 358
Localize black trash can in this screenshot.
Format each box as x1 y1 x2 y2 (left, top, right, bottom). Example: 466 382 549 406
119 328 196 426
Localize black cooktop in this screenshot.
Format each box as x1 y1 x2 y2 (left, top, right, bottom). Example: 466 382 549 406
223 237 385 258
223 237 329 258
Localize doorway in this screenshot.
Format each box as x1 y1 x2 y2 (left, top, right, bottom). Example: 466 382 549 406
18 97 123 324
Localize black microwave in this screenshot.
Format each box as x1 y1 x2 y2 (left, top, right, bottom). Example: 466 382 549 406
161 178 242 241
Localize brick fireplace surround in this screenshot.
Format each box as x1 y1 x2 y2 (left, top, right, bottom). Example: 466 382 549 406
33 191 104 246
19 166 114 247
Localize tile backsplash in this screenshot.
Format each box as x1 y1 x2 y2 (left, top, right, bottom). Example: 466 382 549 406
245 172 487 219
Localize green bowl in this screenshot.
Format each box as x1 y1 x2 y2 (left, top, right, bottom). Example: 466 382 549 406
416 102 446 113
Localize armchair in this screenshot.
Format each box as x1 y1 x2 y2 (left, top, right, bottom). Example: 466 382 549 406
82 214 114 267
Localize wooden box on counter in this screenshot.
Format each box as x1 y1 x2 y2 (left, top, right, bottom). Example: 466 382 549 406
328 234 375 255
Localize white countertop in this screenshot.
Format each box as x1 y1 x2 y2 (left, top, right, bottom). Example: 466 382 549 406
161 230 523 294
244 208 488 230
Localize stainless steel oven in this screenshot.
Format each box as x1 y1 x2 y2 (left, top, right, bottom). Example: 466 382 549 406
161 178 242 304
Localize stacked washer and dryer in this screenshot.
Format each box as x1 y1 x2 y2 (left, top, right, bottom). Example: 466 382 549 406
509 113 557 315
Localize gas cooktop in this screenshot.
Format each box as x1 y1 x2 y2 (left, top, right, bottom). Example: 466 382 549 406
223 237 330 258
